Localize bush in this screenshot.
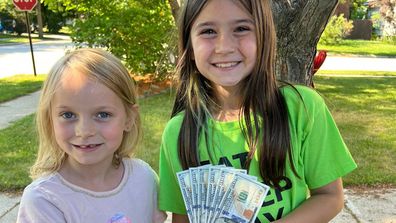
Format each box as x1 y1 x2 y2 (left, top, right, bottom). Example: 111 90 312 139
381 35 396 44
319 14 353 45
70 1 176 77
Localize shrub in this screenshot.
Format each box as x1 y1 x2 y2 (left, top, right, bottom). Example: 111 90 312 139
319 14 354 45
70 1 176 77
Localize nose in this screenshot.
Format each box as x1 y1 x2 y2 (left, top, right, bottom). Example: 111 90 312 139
75 117 96 139
215 33 236 54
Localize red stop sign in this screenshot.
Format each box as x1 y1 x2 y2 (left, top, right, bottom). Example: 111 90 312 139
13 0 37 11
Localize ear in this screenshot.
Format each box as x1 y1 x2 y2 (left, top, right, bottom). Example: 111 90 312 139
124 104 139 132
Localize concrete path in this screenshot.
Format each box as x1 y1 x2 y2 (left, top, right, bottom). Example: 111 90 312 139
0 91 40 129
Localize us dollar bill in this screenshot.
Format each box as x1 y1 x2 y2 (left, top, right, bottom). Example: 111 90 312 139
176 170 194 223
216 173 270 223
190 167 200 223
199 165 210 223
177 164 269 223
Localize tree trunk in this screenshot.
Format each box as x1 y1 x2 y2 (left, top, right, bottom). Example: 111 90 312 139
36 3 44 38
378 0 396 37
168 0 339 86
272 0 338 85
168 0 180 21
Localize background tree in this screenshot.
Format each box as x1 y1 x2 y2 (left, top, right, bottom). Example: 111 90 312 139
272 1 339 85
378 0 396 37
350 0 369 19
168 0 339 85
43 0 175 76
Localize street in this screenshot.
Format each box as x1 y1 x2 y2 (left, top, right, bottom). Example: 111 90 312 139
321 55 396 72
0 36 74 78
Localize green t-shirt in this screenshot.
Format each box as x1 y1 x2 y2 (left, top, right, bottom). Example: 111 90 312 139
159 85 357 222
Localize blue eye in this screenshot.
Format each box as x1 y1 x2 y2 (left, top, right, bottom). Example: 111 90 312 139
61 112 75 120
97 112 111 119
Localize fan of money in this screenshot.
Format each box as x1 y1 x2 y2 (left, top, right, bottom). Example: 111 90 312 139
177 164 270 223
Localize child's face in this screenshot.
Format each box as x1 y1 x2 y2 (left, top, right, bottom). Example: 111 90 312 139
51 69 132 168
190 0 257 90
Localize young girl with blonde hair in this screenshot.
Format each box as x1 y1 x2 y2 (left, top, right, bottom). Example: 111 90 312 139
17 48 166 223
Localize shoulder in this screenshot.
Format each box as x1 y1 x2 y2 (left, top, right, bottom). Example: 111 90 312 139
125 158 158 182
281 85 324 104
280 84 327 114
165 112 184 131
162 112 185 137
18 175 67 222
20 174 63 207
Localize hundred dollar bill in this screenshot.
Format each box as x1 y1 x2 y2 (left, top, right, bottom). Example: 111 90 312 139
198 165 211 223
215 173 270 223
209 168 237 223
206 166 247 223
205 166 224 222
176 170 194 223
190 167 200 223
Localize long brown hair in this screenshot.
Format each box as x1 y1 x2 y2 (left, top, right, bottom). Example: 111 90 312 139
171 0 297 188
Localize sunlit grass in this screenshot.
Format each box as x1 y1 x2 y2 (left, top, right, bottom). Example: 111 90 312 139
315 76 396 186
0 33 42 44
0 74 46 103
318 39 396 57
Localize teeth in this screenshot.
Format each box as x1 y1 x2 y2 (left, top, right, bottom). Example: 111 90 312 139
78 144 97 148
215 62 238 68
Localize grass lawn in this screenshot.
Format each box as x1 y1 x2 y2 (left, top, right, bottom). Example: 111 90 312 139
0 77 395 192
317 39 396 57
0 31 70 45
0 33 42 44
0 75 46 103
314 76 396 187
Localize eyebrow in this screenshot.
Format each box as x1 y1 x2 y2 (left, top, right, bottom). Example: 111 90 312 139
194 19 254 28
53 105 116 111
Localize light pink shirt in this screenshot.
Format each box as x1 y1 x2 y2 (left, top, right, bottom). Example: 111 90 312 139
17 158 167 223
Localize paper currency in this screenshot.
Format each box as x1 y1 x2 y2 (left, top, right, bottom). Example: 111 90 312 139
177 170 194 223
177 165 269 223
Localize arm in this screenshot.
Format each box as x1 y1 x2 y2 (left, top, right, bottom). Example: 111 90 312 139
172 213 189 223
275 178 344 223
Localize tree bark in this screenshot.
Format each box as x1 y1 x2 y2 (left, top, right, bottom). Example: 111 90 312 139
167 0 339 85
36 3 44 38
271 0 338 85
168 0 180 22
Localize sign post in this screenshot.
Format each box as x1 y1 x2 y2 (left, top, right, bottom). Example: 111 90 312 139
13 0 38 76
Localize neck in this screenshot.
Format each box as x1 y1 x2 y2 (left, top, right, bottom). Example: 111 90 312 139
213 109 241 122
59 157 124 192
212 85 242 122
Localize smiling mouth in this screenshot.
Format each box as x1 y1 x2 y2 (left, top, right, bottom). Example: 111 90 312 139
213 62 240 68
73 144 103 150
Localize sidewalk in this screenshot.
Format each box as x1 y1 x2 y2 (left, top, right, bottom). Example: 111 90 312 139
0 92 395 222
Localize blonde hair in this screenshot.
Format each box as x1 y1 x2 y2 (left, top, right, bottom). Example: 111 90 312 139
31 48 141 179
